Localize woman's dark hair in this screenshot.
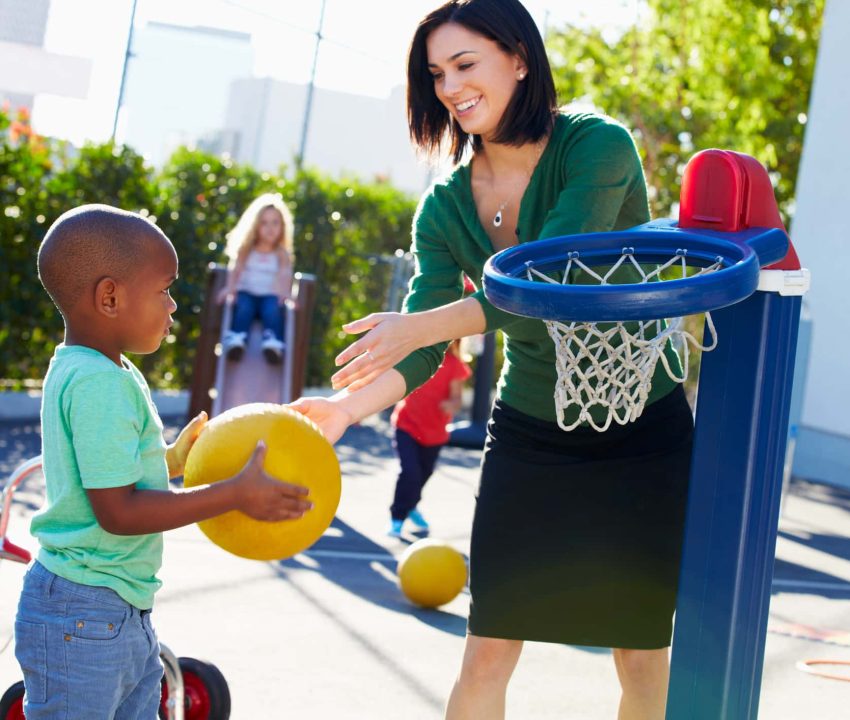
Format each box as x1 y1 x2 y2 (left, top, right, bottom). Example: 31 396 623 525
407 0 557 163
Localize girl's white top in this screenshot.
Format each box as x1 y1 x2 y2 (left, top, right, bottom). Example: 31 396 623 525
236 250 280 296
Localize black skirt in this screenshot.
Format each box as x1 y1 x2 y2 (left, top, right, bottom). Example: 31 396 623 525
468 386 694 649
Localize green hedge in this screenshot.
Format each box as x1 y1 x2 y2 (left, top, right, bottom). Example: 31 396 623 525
0 108 416 390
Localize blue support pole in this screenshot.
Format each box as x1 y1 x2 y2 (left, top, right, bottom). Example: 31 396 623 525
667 290 802 719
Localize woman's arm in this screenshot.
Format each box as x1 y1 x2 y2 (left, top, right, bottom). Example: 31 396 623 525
290 368 408 443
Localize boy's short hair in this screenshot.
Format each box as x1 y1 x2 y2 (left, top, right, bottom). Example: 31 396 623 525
38 204 167 316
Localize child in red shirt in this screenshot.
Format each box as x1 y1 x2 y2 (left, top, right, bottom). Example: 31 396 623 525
388 339 472 537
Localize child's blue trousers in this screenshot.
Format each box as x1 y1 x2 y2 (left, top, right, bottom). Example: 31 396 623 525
231 291 284 340
390 428 442 521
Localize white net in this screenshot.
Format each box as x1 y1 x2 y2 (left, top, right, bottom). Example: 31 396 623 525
527 248 721 432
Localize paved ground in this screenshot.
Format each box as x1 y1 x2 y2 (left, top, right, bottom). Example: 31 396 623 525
1 413 849 719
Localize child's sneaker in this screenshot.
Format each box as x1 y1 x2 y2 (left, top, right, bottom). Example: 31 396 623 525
222 331 246 361
407 508 429 531
261 331 284 364
387 519 404 538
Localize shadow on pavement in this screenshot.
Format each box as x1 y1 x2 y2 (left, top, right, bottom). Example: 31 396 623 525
772 481 850 600
788 477 850 513
0 420 41 478
778 528 850 563
279 516 468 638
773 525 850 600
772 558 850 599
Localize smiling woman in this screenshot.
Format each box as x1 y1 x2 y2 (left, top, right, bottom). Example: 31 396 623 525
290 2 688 718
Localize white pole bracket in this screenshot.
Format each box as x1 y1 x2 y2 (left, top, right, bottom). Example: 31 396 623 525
757 268 811 296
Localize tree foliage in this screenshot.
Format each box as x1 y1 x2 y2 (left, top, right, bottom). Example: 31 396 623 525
0 107 58 386
547 0 825 222
0 1 828 393
0 108 416 390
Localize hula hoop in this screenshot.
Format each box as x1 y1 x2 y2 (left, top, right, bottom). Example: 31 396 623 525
483 221 789 322
796 659 850 682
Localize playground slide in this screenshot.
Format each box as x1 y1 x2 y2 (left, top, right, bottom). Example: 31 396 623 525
211 300 297 417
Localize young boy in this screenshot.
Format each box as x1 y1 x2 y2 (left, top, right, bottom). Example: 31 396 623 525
15 204 312 719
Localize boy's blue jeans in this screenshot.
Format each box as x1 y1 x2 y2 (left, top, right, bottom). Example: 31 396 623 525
231 291 284 340
15 561 162 719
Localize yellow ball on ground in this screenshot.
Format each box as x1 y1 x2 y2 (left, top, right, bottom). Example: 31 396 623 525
397 539 468 608
183 403 341 561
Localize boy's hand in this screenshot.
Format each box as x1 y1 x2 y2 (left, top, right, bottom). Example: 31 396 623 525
233 441 313 521
167 411 208 479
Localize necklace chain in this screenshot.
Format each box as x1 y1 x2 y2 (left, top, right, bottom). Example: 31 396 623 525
492 141 546 228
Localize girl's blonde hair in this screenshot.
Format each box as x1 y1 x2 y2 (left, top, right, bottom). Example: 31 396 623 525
225 193 294 264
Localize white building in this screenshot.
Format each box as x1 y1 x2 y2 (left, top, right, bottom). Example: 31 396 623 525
789 0 849 489
221 78 437 194
0 0 90 112
120 22 253 165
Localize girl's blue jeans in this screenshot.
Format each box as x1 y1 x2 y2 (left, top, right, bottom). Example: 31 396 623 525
15 561 162 719
231 291 284 340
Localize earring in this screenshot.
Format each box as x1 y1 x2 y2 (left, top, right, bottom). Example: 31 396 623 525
518 71 526 80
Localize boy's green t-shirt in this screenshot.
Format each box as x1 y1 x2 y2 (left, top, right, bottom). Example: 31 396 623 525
32 344 169 610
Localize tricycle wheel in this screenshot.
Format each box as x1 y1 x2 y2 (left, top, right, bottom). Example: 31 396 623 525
159 657 230 720
0 681 25 720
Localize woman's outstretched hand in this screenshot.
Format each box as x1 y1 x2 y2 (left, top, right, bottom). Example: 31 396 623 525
289 396 355 445
330 312 428 393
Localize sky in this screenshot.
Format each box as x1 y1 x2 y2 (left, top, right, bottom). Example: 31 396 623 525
33 0 640 145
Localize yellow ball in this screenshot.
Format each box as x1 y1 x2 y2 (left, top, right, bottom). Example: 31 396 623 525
397 539 468 608
183 403 341 561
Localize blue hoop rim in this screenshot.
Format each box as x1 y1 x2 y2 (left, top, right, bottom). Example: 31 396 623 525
482 221 789 322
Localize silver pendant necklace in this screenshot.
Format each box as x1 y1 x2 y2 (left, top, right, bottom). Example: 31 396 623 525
493 201 508 228
490 141 546 229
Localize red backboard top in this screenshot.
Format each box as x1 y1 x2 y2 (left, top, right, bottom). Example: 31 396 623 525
679 149 800 270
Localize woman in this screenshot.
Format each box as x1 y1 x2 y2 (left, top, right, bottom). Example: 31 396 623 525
292 1 693 718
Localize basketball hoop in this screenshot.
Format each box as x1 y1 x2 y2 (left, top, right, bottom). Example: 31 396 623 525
483 221 790 431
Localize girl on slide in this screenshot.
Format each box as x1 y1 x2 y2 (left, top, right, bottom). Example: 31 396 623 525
218 193 294 364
